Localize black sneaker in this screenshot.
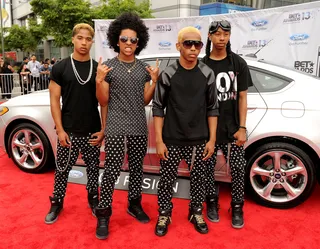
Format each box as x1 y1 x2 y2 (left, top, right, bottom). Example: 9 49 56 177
206 195 220 222
230 201 244 229
95 207 112 240
155 209 172 237
127 197 150 223
188 206 208 234
88 191 99 217
44 196 63 224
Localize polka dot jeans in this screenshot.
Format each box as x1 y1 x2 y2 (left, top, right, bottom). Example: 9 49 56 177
98 135 147 208
158 144 207 211
53 134 100 199
206 141 246 202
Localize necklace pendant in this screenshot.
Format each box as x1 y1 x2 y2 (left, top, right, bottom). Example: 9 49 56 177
128 69 131 73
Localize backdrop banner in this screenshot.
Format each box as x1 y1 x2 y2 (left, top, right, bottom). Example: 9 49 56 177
94 1 320 77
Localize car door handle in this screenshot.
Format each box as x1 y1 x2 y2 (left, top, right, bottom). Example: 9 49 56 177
247 106 257 113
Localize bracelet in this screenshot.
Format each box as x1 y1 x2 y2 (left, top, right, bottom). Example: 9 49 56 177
239 126 247 130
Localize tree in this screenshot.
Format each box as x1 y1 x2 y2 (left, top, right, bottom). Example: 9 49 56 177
94 0 153 19
30 0 153 47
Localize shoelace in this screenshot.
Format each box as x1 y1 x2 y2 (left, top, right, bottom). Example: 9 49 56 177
158 216 171 226
98 217 109 227
190 214 205 224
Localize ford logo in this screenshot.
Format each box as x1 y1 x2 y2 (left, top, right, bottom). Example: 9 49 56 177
194 24 202 30
69 170 84 179
159 41 172 47
289 33 309 41
251 20 268 27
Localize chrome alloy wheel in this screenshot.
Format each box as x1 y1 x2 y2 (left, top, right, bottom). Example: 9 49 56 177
250 151 307 203
10 128 44 170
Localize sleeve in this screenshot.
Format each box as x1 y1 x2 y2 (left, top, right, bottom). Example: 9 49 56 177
237 59 253 92
206 70 219 117
152 71 169 117
50 62 63 86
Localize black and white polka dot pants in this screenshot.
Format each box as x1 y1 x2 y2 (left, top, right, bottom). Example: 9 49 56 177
98 135 147 208
53 134 100 199
158 144 207 211
206 141 246 202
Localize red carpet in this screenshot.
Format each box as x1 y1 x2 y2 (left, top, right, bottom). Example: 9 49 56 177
1 151 320 249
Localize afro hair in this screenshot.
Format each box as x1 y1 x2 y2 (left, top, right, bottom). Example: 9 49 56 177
107 12 149 55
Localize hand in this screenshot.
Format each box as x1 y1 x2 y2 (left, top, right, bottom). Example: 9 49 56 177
203 140 215 160
57 130 70 147
156 141 168 161
234 129 247 146
146 59 159 83
89 131 104 146
96 57 112 83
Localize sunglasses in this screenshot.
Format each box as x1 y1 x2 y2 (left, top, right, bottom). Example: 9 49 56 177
119 36 139 45
182 40 204 50
209 20 231 34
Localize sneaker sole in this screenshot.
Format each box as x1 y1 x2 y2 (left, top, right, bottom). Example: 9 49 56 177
155 230 168 237
96 234 108 240
44 216 58 224
207 215 220 223
232 223 244 229
44 208 63 224
127 210 150 224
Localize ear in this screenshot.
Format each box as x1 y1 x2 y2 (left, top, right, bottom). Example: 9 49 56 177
176 42 181 51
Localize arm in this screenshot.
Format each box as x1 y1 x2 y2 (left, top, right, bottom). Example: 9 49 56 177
89 105 108 146
233 90 248 146
144 59 159 105
203 70 219 160
152 71 169 160
49 80 70 147
96 57 112 107
143 81 156 105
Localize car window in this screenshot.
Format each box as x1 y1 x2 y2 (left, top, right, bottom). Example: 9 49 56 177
249 67 292 93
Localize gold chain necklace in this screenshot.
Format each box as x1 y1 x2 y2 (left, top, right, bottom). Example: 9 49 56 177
117 56 136 73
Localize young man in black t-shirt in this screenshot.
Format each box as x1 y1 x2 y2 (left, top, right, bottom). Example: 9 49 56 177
94 13 159 239
202 20 253 229
44 23 107 224
152 27 219 236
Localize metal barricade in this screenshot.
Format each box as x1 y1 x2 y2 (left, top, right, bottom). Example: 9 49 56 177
0 73 50 100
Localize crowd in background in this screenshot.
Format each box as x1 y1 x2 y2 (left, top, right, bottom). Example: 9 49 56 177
0 55 61 99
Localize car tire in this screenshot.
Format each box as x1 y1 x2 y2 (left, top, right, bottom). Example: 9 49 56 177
7 123 53 173
246 142 316 209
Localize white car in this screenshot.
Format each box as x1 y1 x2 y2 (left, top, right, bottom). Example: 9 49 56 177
0 54 319 209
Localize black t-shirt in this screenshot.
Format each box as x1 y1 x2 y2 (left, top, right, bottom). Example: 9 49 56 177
203 53 253 143
153 60 219 146
50 57 101 134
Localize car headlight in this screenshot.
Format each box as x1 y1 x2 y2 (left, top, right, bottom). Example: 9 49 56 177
0 106 9 116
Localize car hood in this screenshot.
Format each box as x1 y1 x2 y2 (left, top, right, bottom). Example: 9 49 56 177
1 90 50 107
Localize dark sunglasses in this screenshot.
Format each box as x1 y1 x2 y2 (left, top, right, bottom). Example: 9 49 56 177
182 40 204 50
209 20 231 34
119 36 139 44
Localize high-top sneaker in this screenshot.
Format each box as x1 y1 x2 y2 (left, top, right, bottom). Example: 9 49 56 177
231 201 244 229
155 209 172 237
44 196 63 224
188 206 208 234
206 194 220 222
88 190 99 217
95 207 112 240
127 196 150 223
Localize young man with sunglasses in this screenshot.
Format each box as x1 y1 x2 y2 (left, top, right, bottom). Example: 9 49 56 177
94 12 159 239
153 26 219 236
45 23 106 224
202 20 253 229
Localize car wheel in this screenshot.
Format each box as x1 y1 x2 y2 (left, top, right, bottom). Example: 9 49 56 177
7 123 53 173
246 142 316 208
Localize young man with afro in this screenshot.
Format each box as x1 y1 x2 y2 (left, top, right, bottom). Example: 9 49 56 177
94 12 159 239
